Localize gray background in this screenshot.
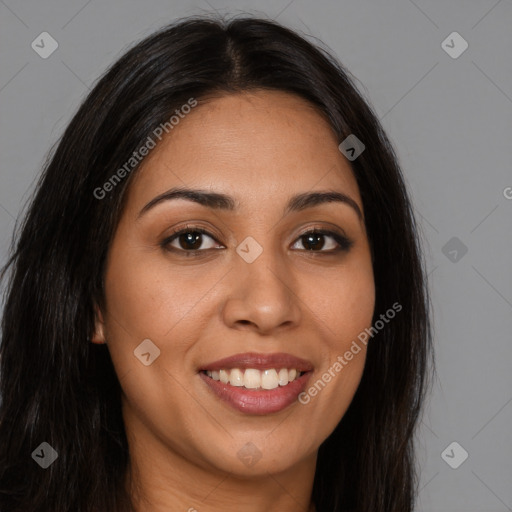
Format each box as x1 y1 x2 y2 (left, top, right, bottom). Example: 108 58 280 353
1 1 511 511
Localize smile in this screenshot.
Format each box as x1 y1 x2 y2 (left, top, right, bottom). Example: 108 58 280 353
199 352 313 414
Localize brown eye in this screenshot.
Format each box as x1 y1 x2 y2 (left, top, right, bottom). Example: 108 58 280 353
175 231 204 250
161 227 223 253
292 229 353 252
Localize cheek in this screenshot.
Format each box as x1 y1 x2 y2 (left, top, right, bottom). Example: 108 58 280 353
306 255 375 344
328 263 375 380
101 240 230 399
336 271 375 338
103 242 225 340
100 247 216 454
296 254 374 426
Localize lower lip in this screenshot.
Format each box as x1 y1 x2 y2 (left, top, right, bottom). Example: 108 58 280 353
199 372 311 415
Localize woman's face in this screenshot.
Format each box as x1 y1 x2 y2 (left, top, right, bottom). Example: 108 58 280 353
93 90 375 480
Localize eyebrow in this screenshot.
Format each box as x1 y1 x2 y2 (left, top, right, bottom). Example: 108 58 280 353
137 186 363 220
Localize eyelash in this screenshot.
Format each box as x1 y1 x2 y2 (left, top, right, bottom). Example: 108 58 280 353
160 225 353 256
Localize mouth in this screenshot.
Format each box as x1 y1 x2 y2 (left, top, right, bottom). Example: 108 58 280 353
198 352 313 415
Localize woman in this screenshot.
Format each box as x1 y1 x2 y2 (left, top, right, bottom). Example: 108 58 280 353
0 15 433 512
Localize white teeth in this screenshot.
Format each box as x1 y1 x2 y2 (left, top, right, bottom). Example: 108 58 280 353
205 368 301 390
243 369 261 389
278 368 289 386
229 368 244 387
261 369 279 389
219 369 229 384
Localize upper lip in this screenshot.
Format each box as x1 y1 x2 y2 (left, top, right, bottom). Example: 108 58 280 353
200 352 314 372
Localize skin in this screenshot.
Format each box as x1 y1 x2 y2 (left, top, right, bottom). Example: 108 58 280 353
92 90 375 512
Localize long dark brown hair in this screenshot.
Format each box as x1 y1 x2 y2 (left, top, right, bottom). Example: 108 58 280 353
0 15 433 512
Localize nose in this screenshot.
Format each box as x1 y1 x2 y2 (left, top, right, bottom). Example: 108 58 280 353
221 248 302 335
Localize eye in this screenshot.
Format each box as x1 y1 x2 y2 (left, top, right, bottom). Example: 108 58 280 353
161 226 223 253
291 229 353 252
161 226 353 255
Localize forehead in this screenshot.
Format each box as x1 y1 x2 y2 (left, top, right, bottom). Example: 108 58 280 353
125 90 362 215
